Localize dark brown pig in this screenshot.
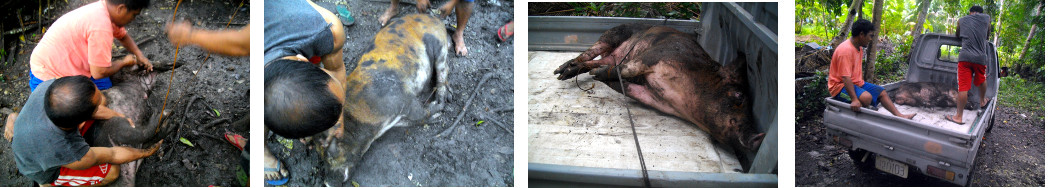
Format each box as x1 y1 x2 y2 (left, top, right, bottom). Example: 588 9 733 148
322 14 450 185
888 82 978 110
554 23 764 152
80 68 176 186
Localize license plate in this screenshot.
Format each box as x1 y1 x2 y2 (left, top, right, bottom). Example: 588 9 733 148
875 155 909 178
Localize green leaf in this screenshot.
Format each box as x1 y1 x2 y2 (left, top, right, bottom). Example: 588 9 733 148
351 181 360 187
213 109 221 117
179 137 194 147
475 120 485 126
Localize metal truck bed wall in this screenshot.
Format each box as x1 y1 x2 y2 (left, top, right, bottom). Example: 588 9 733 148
822 33 1000 185
528 2 777 187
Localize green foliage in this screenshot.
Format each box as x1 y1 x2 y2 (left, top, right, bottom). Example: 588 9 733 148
556 2 701 20
998 76 1045 111
797 70 830 121
798 0 1044 81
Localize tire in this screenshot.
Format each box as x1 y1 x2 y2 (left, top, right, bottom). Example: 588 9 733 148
848 149 875 171
986 113 996 135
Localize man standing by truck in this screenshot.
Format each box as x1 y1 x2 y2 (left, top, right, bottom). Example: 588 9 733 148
827 19 916 119
946 6 992 124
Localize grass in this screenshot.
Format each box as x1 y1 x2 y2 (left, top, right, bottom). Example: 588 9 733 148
997 76 1045 113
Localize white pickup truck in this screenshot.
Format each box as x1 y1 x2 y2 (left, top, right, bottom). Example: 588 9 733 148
823 33 1000 186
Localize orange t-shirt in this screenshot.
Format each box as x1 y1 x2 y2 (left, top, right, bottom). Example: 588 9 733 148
827 39 865 97
29 1 127 80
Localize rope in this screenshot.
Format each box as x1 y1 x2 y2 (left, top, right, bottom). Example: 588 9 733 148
612 43 650 188
156 0 185 129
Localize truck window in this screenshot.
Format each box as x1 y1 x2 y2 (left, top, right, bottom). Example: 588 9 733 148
938 45 961 62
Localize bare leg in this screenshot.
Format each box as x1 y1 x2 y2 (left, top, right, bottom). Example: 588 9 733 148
380 0 400 26
879 90 916 119
452 1 473 56
4 112 15 142
951 90 969 123
977 84 988 108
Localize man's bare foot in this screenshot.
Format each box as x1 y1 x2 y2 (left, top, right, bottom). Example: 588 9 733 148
4 112 16 142
980 97 989 108
899 113 916 120
264 150 289 185
945 114 964 124
453 30 468 56
379 5 398 26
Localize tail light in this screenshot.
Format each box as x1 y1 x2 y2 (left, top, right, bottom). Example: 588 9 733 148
927 165 956 181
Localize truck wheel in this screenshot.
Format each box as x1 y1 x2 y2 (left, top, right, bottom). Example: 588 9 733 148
848 149 875 171
986 114 996 134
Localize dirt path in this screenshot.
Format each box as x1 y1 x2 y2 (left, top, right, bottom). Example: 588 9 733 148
0 0 250 186
795 105 1045 186
264 0 514 186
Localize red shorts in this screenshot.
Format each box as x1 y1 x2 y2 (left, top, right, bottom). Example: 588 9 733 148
957 61 986 92
51 163 111 186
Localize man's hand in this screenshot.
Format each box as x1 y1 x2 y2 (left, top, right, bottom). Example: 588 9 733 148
136 55 153 71
117 112 136 128
850 100 862 112
143 140 163 156
166 21 193 47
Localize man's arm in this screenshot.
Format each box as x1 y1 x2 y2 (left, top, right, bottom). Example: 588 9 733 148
61 141 162 170
89 55 134 79
842 75 863 112
166 22 251 57
117 35 152 71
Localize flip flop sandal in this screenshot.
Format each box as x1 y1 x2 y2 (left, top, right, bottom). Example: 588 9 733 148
337 5 355 26
224 132 246 151
943 114 964 125
264 161 289 186
497 21 513 42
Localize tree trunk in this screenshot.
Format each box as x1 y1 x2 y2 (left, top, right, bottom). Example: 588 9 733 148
864 0 884 82
910 0 931 42
830 0 865 47
1018 2 1043 62
993 0 1004 45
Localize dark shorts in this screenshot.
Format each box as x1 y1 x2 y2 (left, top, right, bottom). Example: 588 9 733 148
833 83 885 107
29 72 111 92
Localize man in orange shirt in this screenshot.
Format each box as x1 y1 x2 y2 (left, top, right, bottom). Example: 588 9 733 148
827 19 915 119
28 0 153 92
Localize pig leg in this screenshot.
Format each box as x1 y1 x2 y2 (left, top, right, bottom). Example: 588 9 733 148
555 24 653 79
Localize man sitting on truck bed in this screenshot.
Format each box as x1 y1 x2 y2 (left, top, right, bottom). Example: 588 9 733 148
827 19 916 119
946 5 992 124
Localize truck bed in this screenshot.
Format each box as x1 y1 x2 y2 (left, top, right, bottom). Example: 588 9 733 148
873 104 978 134
527 51 743 173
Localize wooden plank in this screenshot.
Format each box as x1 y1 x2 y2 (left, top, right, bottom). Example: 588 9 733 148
527 51 742 173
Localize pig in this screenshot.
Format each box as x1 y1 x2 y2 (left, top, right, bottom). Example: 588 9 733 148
82 66 177 186
553 23 765 152
322 14 450 185
888 82 978 110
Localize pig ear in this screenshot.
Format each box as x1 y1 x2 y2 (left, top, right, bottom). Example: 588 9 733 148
748 132 766 151
718 51 749 85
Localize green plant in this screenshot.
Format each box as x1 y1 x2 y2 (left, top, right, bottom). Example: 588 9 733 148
797 70 830 122
998 76 1045 112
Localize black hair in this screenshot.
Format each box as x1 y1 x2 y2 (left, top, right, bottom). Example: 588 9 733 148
264 59 342 139
851 19 875 37
107 0 150 11
44 76 99 130
969 6 983 13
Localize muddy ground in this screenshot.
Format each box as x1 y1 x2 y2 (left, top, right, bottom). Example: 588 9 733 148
263 0 514 186
796 102 1045 186
0 0 250 186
